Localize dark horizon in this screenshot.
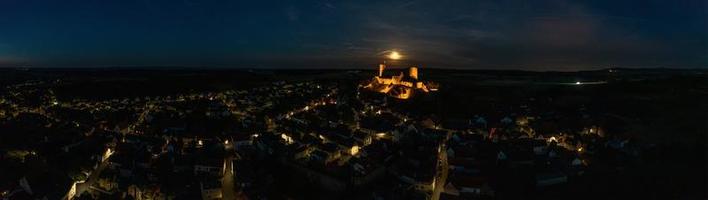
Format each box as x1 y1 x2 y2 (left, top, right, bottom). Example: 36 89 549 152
1 65 707 73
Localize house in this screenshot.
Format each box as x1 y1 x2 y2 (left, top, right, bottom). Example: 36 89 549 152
233 161 256 189
199 180 223 200
352 130 372 146
445 176 495 198
194 157 225 177
315 143 342 164
536 172 568 187
442 118 470 130
19 171 75 200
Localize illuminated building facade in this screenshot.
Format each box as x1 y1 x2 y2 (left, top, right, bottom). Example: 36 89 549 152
363 63 439 99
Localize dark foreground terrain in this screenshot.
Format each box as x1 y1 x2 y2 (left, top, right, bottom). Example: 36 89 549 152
0 67 706 200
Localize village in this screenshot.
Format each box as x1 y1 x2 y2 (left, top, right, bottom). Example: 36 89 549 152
0 63 673 200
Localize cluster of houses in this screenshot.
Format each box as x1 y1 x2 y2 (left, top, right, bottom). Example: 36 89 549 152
0 124 114 200
0 79 336 200
0 76 651 200
234 81 642 200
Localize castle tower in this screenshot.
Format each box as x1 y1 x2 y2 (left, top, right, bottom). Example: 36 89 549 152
378 64 386 77
409 67 418 80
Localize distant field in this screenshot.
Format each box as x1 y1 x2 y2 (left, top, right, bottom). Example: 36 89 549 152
425 70 707 146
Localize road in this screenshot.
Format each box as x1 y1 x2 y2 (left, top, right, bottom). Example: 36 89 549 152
431 132 451 200
76 156 110 196
222 154 236 200
222 144 247 200
431 144 448 200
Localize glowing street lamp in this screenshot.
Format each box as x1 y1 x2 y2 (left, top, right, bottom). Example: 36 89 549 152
547 136 558 143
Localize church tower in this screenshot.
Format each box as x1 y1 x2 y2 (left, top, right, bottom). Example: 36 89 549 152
409 67 418 80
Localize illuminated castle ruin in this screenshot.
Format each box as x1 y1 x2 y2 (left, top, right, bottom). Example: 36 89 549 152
363 63 438 99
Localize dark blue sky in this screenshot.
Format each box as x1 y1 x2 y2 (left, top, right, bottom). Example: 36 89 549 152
0 0 706 70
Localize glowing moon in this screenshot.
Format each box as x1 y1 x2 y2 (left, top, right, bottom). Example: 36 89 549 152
388 51 401 60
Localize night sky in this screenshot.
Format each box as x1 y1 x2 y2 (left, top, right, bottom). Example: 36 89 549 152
1 0 706 70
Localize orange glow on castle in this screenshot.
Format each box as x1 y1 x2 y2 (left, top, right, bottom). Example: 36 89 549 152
363 63 438 99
